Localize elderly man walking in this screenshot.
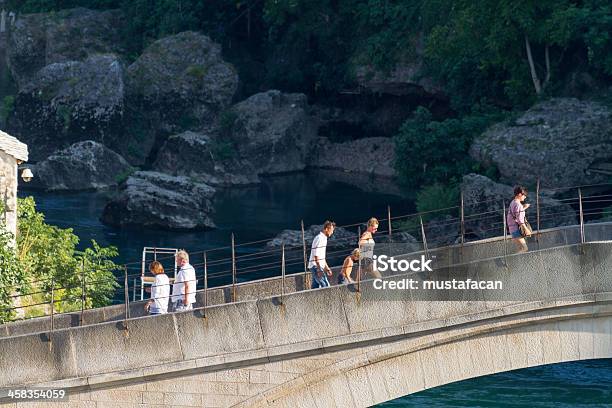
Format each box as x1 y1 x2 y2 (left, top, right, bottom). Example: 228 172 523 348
172 249 197 311
308 220 335 289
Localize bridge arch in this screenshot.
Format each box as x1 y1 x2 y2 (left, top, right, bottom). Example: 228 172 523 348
236 302 611 407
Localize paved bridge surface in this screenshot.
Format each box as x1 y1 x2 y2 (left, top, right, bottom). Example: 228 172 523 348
0 223 611 407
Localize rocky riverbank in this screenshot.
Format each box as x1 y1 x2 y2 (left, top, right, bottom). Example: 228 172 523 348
4 8 610 231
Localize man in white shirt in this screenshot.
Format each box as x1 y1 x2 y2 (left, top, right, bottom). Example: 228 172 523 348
171 250 197 311
308 221 335 288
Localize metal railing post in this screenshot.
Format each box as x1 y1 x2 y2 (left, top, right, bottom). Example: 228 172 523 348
420 216 429 260
536 178 541 244
460 191 465 245
203 252 208 318
301 220 308 286
140 250 145 301
357 226 362 292
579 188 585 244
502 200 508 265
80 259 85 326
387 205 392 240
49 279 55 339
123 266 129 332
280 244 286 304
231 233 237 302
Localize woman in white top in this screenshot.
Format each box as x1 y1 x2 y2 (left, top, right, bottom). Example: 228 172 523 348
145 261 170 315
358 217 382 279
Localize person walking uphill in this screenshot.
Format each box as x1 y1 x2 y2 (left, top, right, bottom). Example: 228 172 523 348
309 221 335 288
507 186 531 253
172 250 197 311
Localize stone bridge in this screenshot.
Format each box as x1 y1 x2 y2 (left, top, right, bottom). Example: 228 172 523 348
0 223 611 407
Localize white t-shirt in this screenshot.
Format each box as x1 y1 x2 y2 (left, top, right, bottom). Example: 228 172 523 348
150 273 170 314
308 232 328 269
171 263 197 304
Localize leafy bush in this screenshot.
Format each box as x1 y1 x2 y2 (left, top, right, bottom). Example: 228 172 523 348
114 166 136 184
0 227 28 323
14 197 119 318
0 96 15 125
416 183 460 218
394 105 506 189
394 182 460 234
185 64 209 80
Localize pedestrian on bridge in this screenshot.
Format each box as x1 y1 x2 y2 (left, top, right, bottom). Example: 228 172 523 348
309 221 335 288
144 261 170 315
338 248 360 284
507 186 531 253
359 217 382 279
172 250 197 311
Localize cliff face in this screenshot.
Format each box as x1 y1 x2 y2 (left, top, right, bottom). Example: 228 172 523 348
124 31 239 164
470 98 612 188
4 10 238 166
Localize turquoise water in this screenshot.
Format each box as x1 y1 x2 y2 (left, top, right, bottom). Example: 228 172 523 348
19 173 612 407
21 172 413 266
382 359 612 407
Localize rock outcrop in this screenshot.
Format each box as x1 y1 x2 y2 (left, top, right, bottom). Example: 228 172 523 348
10 54 125 160
7 8 125 87
353 34 444 98
124 31 238 164
460 173 577 238
266 224 358 249
27 141 132 191
470 98 612 189
101 171 216 230
309 137 396 178
154 90 317 185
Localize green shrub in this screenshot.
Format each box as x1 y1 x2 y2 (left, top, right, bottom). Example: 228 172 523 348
394 105 506 189
219 110 238 137
56 105 71 133
185 64 209 80
210 140 235 161
394 182 459 234
0 95 15 125
13 197 120 319
114 167 136 184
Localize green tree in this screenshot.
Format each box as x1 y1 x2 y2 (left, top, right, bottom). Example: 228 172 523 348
0 226 28 323
394 105 505 189
16 197 119 317
423 0 589 107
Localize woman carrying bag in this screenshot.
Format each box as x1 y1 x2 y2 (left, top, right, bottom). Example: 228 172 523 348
507 185 532 253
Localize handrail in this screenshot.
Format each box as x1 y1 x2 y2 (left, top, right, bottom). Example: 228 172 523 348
1 181 611 324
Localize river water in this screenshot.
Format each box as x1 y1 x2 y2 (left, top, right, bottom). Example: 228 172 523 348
19 173 612 407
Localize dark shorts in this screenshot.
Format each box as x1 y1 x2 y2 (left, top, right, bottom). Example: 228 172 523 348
311 266 330 288
511 230 522 239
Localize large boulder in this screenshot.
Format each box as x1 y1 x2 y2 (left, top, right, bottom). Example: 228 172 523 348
266 225 358 249
101 171 216 230
306 137 401 195
27 141 132 191
153 90 317 185
8 54 125 161
152 130 258 186
470 98 612 189
309 137 396 178
7 8 126 87
124 31 238 164
460 174 576 238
